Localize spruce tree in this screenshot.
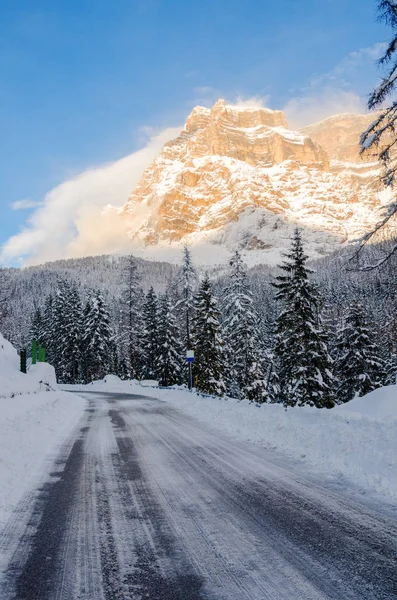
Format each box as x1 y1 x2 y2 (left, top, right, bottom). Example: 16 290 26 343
266 351 280 403
273 229 334 408
335 303 386 403
385 353 397 386
52 281 82 384
30 307 44 346
176 246 197 350
65 284 83 383
361 1 397 189
141 286 159 380
82 291 113 382
223 251 268 402
357 1 397 253
120 256 144 379
80 300 91 383
41 294 56 365
156 294 183 386
0 268 9 332
193 276 225 396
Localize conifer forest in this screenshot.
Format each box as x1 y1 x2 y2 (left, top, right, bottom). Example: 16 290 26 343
1 230 392 409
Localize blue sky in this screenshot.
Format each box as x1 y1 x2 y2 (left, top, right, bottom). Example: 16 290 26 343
0 0 389 264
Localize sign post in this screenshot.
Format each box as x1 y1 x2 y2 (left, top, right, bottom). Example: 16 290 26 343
186 350 194 391
20 349 27 374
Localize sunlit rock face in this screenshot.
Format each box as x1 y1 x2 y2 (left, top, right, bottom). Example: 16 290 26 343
301 112 378 164
120 100 388 263
180 99 328 168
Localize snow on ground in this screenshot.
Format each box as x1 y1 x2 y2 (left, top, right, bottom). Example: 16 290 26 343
69 377 397 502
334 384 397 421
0 334 86 527
0 335 57 398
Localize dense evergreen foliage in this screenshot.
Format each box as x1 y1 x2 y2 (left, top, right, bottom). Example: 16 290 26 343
358 1 397 257
120 257 144 378
81 291 113 383
223 251 268 402
141 286 159 379
0 269 9 331
53 282 82 384
193 276 225 396
176 246 197 351
273 230 334 408
2 230 395 407
334 302 386 403
156 294 183 387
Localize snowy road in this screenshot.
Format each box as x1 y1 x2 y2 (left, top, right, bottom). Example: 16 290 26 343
1 391 396 599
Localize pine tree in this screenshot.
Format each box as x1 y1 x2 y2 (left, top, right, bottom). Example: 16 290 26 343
273 229 334 408
30 307 44 345
176 246 197 350
156 294 183 387
335 303 386 403
358 2 397 252
141 286 159 379
193 276 225 396
82 291 113 382
0 268 9 333
265 351 280 403
80 300 91 383
52 281 82 384
384 351 397 386
41 294 56 365
120 256 144 378
223 251 268 402
361 1 397 186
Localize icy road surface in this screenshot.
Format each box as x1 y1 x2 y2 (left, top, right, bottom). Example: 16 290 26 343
1 391 396 599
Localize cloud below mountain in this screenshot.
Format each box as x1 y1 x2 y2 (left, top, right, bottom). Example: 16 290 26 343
1 126 182 266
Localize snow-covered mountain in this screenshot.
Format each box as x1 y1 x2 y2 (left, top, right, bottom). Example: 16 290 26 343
120 99 388 265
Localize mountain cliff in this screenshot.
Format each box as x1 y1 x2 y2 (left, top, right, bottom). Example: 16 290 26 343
120 100 388 264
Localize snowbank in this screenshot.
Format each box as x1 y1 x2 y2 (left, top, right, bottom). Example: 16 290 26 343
0 333 86 526
334 384 397 421
70 377 397 502
0 334 57 398
0 391 85 526
147 388 397 501
0 335 31 398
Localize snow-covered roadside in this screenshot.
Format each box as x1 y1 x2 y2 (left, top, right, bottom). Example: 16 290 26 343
0 390 85 527
70 376 397 502
0 334 86 527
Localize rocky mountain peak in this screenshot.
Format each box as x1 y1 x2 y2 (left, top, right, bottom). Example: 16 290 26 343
175 99 328 169
120 101 389 265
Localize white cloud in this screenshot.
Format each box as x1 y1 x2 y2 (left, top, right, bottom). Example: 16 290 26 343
11 199 44 211
339 42 387 67
1 126 182 266
231 95 270 109
284 89 365 129
284 42 386 129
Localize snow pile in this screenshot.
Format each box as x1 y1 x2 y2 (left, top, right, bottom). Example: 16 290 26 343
150 387 397 500
0 334 29 398
28 362 58 389
0 333 86 527
334 385 397 421
72 378 397 501
0 333 57 398
103 374 124 385
0 391 85 526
